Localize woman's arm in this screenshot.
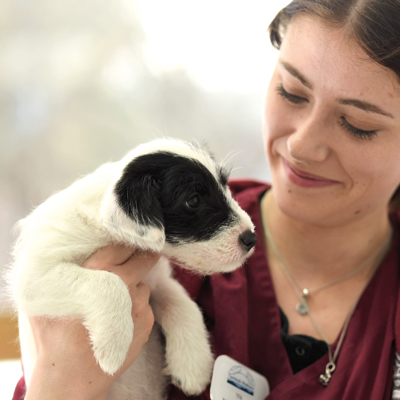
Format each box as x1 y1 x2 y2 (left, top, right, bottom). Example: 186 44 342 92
24 245 159 400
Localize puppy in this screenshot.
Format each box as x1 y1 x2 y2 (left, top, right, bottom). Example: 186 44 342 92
7 138 257 399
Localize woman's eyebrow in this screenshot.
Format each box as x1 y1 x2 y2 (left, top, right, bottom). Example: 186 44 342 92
280 60 313 89
336 98 394 118
279 60 394 119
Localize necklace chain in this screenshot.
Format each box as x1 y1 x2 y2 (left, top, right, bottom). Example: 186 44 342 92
264 222 393 386
265 227 390 311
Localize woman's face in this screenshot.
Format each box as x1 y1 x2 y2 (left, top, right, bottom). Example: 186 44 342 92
264 16 400 226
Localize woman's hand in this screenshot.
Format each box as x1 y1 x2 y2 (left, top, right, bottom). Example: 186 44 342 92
25 245 160 400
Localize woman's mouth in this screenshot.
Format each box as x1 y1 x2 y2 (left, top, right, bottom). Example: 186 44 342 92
282 158 340 188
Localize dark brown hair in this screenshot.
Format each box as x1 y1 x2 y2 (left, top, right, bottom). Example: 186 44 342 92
268 0 400 208
269 0 400 80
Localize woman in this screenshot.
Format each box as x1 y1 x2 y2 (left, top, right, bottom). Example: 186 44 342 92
13 0 400 399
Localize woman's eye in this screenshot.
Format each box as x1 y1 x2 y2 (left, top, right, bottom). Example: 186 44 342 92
276 84 307 104
186 194 201 209
339 117 378 140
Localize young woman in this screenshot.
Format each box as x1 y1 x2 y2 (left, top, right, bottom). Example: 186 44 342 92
13 0 400 399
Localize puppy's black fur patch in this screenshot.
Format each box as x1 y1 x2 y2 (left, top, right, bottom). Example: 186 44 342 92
115 152 236 244
217 166 230 187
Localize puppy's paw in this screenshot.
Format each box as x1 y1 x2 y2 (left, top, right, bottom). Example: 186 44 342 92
164 339 214 395
93 333 132 375
167 370 212 396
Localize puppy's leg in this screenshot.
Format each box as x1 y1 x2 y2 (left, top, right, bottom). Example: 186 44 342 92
146 259 214 395
18 263 133 375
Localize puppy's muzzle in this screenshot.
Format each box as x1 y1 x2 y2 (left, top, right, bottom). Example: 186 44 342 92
239 230 257 252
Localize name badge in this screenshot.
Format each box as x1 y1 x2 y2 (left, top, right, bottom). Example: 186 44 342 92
210 355 270 400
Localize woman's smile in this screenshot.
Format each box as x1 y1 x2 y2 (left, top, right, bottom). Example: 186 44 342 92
282 158 340 188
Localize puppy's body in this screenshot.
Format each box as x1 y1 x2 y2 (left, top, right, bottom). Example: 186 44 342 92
8 139 257 399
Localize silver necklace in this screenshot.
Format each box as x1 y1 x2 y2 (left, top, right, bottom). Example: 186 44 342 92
264 223 392 386
265 227 391 316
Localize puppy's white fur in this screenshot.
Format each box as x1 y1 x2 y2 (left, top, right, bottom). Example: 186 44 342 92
7 138 255 399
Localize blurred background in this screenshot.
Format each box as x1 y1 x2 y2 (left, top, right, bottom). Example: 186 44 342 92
0 0 290 396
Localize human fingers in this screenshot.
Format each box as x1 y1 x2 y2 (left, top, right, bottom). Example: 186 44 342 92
130 281 152 318
83 244 160 287
119 282 155 370
82 244 136 270
111 249 160 287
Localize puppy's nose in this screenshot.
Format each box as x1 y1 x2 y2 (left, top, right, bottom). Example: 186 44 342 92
239 230 257 252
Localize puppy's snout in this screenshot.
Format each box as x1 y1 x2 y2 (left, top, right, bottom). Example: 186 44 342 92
239 230 257 252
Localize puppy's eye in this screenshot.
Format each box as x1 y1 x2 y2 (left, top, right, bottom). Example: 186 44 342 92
186 194 200 209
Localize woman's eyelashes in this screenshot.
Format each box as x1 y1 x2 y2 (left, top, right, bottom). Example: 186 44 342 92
276 83 379 140
339 117 378 140
276 84 307 104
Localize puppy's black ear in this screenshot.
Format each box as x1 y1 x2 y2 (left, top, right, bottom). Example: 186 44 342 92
100 158 165 252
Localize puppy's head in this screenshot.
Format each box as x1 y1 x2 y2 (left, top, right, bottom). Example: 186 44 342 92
101 139 256 273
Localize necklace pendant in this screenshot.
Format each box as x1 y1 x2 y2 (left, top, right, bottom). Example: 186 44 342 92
319 362 336 386
296 289 310 315
296 298 309 315
319 371 331 386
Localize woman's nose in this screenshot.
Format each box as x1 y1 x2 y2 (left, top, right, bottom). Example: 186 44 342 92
287 113 331 164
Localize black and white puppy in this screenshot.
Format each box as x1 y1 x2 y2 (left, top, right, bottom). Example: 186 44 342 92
7 138 257 399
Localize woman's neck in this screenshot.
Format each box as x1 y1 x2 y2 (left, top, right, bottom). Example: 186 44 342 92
260 190 392 284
